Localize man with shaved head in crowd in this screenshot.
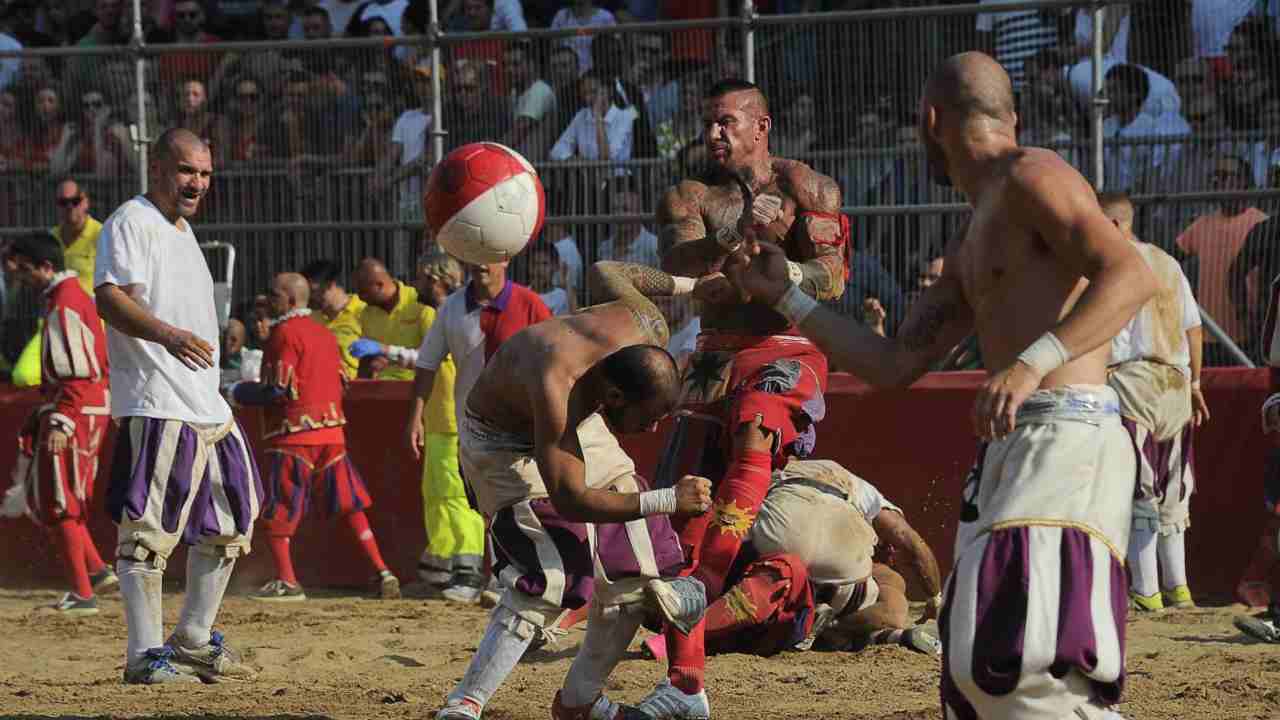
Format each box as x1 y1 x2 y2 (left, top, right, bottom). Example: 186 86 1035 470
95 128 261 684
729 52 1158 720
225 272 399 603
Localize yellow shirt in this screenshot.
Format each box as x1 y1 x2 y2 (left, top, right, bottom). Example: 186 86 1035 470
51 217 102 296
320 295 367 380
360 282 457 434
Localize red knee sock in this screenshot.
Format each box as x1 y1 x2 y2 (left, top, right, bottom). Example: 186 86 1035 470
344 511 388 573
77 521 107 574
267 535 299 586
54 518 93 599
666 448 773 696
692 449 773 599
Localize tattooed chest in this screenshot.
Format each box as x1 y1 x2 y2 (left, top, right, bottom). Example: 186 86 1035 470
701 186 798 244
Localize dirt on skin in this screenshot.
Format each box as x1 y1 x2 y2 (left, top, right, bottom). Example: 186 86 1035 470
1 587 1279 720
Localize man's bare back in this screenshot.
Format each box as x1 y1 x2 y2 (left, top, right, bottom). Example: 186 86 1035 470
467 301 657 438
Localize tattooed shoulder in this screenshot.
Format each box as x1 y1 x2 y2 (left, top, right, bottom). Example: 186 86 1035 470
628 302 670 347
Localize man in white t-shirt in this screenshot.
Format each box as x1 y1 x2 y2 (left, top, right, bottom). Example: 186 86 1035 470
1099 193 1208 614
501 40 557 161
94 129 261 685
597 178 660 267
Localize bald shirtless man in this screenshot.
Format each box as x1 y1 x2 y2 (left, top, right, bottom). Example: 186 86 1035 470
729 52 1159 720
651 78 849 716
226 273 399 603
437 261 716 720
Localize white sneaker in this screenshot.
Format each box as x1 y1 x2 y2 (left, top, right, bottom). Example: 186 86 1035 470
436 697 482 720
643 577 707 636
623 680 710 719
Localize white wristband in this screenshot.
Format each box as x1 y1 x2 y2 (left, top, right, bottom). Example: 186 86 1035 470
786 260 804 286
638 487 678 516
773 283 819 326
672 276 697 295
1016 331 1070 377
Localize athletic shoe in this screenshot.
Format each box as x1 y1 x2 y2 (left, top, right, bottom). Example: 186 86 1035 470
1235 613 1280 643
553 690 623 720
248 579 306 602
899 626 942 656
43 592 99 616
123 646 202 685
1129 591 1164 612
167 630 256 681
480 575 502 608
441 571 485 604
620 680 710 720
644 577 707 636
375 570 401 599
436 697 483 720
793 603 835 651
90 567 119 594
1162 584 1195 609
418 562 453 587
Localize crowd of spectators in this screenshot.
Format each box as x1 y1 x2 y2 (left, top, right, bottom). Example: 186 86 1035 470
1 0 1280 367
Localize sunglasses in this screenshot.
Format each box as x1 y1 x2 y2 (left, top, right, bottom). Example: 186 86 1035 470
56 195 83 207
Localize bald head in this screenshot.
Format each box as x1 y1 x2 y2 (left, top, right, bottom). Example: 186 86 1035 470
355 258 398 309
152 127 208 164
277 272 310 305
147 127 211 222
924 52 1016 125
1097 191 1135 236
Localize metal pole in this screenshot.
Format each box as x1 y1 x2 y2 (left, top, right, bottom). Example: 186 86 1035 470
1090 0 1105 190
1198 305 1256 368
742 0 754 83
132 0 148 194
429 0 445 167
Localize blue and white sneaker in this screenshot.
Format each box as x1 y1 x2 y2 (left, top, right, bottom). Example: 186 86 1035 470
123 646 202 685
1235 613 1280 643
644 577 707 636
43 592 99 616
167 630 256 680
621 680 710 719
90 567 119 594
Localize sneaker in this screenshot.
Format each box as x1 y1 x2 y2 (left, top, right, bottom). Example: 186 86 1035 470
1235 613 1280 643
167 630 256 681
436 697 483 720
643 577 707 636
621 680 710 720
43 592 99 616
1129 591 1164 612
441 571 485 604
90 567 119 594
553 690 622 720
899 626 942 655
1162 584 1195 609
123 646 202 685
793 603 835 651
418 562 453 587
480 575 502 608
375 570 401 599
248 579 306 603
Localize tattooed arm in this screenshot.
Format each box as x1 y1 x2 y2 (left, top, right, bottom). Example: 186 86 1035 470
658 180 727 277
586 261 678 347
785 164 847 302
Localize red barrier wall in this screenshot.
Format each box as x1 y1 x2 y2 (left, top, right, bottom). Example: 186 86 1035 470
0 370 1270 599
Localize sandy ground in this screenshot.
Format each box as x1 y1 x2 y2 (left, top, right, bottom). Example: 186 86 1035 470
1 585 1278 720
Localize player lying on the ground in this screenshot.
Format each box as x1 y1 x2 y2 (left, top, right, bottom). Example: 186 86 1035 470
2 232 118 615
436 259 721 720
640 458 944 660
225 272 400 603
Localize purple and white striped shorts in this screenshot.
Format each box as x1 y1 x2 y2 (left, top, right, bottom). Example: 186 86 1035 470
1123 418 1194 535
107 416 263 561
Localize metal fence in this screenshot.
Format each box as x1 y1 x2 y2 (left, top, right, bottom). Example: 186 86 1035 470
1 0 1277 365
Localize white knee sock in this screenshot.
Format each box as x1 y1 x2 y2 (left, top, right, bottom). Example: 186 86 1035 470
447 605 535 710
117 558 164 666
561 603 644 708
174 549 236 648
1157 530 1188 591
1126 526 1159 597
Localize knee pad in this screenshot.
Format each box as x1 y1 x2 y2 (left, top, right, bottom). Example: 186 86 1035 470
193 542 245 560
496 590 563 642
117 542 167 571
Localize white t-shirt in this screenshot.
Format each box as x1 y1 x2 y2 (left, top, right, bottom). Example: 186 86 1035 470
0 33 20 91
539 287 572 316
491 0 528 31
358 0 409 35
550 7 616 72
1110 246 1201 376
1192 0 1256 57
391 109 431 208
849 477 902 525
554 237 584 289
597 227 660 267
513 79 556 122
95 196 230 425
550 104 637 163
413 283 488 428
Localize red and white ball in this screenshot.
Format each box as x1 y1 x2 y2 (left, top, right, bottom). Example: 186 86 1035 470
423 142 546 265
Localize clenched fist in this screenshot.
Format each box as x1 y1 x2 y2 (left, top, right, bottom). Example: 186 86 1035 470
674 475 713 517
